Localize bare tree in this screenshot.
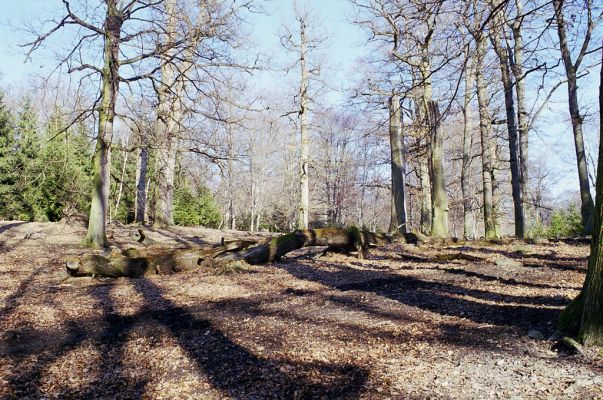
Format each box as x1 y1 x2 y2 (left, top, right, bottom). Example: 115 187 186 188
280 2 325 229
552 0 601 234
24 0 182 247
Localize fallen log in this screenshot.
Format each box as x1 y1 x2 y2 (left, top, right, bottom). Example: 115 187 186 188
65 227 386 278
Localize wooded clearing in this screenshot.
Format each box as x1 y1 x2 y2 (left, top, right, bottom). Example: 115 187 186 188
0 221 601 399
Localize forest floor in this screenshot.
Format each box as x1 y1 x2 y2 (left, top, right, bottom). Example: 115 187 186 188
0 220 602 399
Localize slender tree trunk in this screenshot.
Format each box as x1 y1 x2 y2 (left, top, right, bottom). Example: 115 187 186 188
135 139 148 224
298 20 310 230
553 0 595 235
427 100 448 237
388 94 408 234
578 49 603 346
85 2 122 248
419 158 432 235
491 25 525 238
462 48 474 239
226 127 236 230
511 0 531 234
491 142 502 238
475 37 497 239
112 146 129 222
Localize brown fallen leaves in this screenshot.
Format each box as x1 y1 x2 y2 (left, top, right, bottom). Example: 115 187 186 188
0 221 602 399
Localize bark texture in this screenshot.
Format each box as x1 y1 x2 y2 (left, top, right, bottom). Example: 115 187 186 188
461 49 474 239
577 49 603 346
85 1 122 248
511 0 531 234
388 94 408 234
427 101 448 238
66 228 386 278
154 0 179 228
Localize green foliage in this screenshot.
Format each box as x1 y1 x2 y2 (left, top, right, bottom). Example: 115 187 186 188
0 100 93 222
0 91 17 219
546 204 583 238
173 185 221 228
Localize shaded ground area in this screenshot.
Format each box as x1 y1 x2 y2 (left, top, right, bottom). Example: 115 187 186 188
0 221 602 399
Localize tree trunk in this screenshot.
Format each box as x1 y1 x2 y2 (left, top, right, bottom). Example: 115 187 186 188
154 0 178 228
419 157 432 235
85 1 122 248
388 94 408 234
579 49 603 346
553 0 595 235
66 228 387 277
298 19 310 230
491 25 525 238
135 141 149 224
427 100 448 238
461 48 474 239
475 36 497 239
511 0 531 234
112 145 129 223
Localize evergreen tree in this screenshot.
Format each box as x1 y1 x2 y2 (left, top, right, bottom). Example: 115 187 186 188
0 92 17 219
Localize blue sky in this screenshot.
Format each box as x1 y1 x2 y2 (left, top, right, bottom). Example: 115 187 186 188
0 0 599 201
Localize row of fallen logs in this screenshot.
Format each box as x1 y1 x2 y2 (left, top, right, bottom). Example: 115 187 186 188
65 227 389 278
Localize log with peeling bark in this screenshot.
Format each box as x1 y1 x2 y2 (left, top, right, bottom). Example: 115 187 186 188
65 228 388 278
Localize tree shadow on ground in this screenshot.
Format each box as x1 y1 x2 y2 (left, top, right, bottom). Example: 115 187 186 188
2 278 368 399
448 246 588 273
440 267 580 291
279 262 563 332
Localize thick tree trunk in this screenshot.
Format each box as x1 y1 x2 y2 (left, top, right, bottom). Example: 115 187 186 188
154 0 179 228
491 26 525 238
67 228 385 277
579 50 603 346
511 0 531 234
461 49 474 239
85 2 122 248
475 37 497 239
388 94 408 234
553 0 595 235
427 101 448 238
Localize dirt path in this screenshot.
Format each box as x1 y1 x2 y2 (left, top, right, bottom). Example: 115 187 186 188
0 221 601 399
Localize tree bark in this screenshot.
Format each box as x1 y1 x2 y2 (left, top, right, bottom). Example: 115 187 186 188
112 145 129 223
135 140 149 224
511 0 531 234
475 36 497 239
461 47 474 240
388 94 408 234
66 228 386 277
85 1 122 248
491 23 525 238
427 100 449 238
154 0 179 228
579 48 603 346
553 0 595 235
297 18 310 230
419 158 432 235
562 51 603 345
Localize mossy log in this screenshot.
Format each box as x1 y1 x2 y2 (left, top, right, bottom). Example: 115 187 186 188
65 239 258 278
216 227 385 266
65 228 385 278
